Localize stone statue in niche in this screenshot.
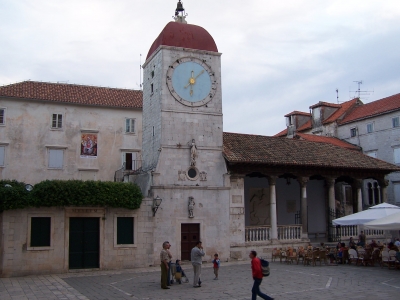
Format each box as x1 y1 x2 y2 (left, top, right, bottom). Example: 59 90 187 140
188 197 195 218
178 170 186 181
199 171 207 181
190 139 197 166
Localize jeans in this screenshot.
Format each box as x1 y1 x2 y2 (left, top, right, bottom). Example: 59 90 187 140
252 278 273 300
192 264 202 286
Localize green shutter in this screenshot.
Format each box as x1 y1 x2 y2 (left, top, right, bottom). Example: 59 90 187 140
31 217 51 247
117 217 134 244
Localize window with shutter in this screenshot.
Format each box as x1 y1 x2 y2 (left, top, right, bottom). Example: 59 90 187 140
117 217 134 244
30 217 51 247
0 146 5 166
394 147 400 164
0 109 5 125
48 149 64 168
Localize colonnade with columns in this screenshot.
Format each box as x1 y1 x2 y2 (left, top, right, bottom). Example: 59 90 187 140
259 175 388 240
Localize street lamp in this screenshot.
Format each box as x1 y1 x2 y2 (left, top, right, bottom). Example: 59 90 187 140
152 196 162 217
25 184 33 191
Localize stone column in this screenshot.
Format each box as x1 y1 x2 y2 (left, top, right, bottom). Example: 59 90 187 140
381 179 389 203
326 177 336 214
268 176 278 240
355 179 363 212
298 177 309 236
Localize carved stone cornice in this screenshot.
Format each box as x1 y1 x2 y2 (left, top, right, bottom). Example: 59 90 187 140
298 177 309 188
325 177 336 187
267 176 277 186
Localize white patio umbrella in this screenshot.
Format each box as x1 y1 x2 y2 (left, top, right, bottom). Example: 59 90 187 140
363 211 400 230
332 203 400 226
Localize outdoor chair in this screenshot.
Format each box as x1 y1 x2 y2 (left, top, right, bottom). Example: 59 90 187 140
348 248 358 265
271 248 281 262
297 246 306 265
357 249 373 266
303 249 314 266
318 249 328 265
388 250 397 269
371 248 381 266
381 250 391 268
280 248 287 263
286 248 298 264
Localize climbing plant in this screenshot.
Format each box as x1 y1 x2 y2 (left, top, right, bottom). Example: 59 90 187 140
0 180 142 211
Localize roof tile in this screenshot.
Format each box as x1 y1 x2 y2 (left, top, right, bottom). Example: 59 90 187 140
0 81 143 109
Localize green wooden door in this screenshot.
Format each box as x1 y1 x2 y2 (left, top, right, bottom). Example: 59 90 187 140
69 218 99 269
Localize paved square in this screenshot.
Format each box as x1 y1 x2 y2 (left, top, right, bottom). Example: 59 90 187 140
1 261 399 299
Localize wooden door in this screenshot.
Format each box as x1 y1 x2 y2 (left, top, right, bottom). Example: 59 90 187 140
181 223 200 261
69 218 99 269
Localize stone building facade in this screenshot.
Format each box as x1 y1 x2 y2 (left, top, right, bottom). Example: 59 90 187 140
0 6 399 277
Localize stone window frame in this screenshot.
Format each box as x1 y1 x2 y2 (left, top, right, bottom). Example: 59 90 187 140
0 142 8 167
0 107 6 126
392 116 399 128
27 213 55 251
366 122 374 134
46 145 67 169
125 118 136 134
51 113 63 130
186 166 200 181
113 213 138 249
350 127 357 137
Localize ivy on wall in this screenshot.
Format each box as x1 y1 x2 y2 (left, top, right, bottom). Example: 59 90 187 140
0 180 143 211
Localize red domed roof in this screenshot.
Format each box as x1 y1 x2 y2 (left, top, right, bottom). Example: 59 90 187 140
146 22 218 60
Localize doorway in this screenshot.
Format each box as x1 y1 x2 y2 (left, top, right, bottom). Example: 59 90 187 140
181 223 200 261
69 217 100 269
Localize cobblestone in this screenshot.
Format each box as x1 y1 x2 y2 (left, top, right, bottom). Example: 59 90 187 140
1 261 399 299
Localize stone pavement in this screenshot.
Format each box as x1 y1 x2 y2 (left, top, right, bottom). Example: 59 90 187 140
1 260 399 300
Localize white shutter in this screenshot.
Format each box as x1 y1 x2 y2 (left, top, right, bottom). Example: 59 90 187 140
0 146 5 166
394 148 400 164
48 149 63 168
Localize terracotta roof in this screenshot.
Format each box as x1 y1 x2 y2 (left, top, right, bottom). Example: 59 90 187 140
310 101 341 109
274 98 360 136
0 81 143 109
274 128 288 137
284 111 311 117
339 93 400 125
323 98 360 124
296 119 312 132
146 22 218 60
295 133 361 151
223 132 399 172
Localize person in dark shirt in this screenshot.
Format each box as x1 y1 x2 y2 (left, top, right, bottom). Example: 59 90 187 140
249 250 273 300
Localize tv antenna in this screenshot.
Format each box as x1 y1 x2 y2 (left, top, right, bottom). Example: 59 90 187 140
336 88 339 104
139 54 142 90
349 80 373 100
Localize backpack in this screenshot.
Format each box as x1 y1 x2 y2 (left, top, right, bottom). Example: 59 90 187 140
259 258 270 277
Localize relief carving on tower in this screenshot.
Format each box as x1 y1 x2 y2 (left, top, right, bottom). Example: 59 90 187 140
178 170 186 181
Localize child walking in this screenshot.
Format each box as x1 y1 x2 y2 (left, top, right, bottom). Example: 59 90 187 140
212 253 220 280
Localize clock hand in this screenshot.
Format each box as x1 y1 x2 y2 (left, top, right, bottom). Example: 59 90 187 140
194 69 205 79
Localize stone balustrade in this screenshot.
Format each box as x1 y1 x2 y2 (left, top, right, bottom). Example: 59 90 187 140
245 225 302 242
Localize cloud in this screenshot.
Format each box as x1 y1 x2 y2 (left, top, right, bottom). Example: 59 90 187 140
1 0 399 136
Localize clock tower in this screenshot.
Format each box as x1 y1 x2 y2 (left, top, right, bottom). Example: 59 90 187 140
142 2 230 261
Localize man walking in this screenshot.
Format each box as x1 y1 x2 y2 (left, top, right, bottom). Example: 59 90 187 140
191 241 205 288
249 250 273 300
160 241 170 289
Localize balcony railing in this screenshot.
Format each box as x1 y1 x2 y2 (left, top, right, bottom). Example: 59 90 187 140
245 225 302 242
114 161 142 182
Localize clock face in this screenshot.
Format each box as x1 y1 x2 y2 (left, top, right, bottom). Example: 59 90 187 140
166 57 217 107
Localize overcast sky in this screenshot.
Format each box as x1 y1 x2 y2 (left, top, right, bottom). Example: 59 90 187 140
1 0 399 136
